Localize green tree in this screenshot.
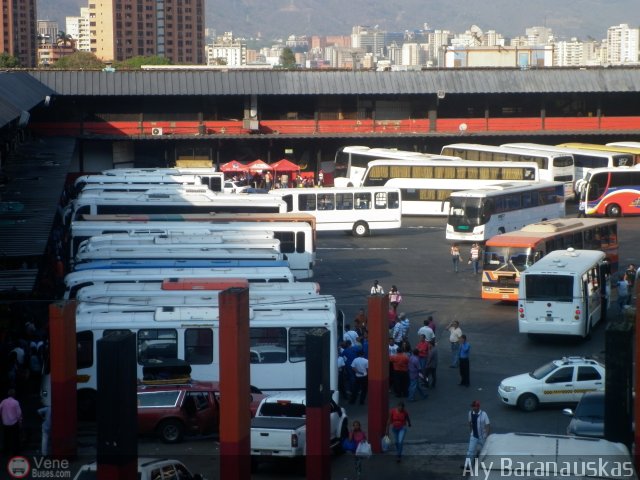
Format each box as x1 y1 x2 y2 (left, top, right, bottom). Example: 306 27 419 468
114 56 172 70
0 52 20 68
52 52 105 70
279 47 297 69
56 31 74 48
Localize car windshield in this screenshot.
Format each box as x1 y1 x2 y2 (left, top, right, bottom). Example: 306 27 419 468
530 361 558 379
575 395 605 419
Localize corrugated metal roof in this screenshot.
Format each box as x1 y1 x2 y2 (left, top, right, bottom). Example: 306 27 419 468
28 68 640 97
0 137 75 292
0 72 53 127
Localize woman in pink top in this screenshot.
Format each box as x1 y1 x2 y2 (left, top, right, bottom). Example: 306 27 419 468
348 420 367 479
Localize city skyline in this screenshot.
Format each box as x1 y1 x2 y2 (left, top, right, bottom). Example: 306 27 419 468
38 0 640 43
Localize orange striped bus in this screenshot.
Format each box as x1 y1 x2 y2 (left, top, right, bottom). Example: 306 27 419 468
481 218 618 301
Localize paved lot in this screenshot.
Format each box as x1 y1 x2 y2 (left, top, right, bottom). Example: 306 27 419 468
15 209 640 479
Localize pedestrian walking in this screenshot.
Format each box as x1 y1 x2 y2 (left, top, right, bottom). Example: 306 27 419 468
469 243 481 274
424 338 438 388
458 335 471 387
465 400 490 463
370 280 384 295
386 401 411 463
38 405 51 456
451 244 461 273
350 350 369 405
407 348 428 401
318 169 324 187
446 320 463 367
0 388 22 455
342 420 367 480
624 264 637 305
615 275 629 311
388 285 403 313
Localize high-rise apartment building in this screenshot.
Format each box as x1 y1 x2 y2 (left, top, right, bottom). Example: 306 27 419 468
89 0 204 64
206 31 246 66
37 20 58 45
66 8 91 52
0 0 37 67
606 24 639 65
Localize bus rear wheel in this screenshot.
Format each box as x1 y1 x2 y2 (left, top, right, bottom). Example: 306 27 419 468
352 221 369 237
606 203 622 217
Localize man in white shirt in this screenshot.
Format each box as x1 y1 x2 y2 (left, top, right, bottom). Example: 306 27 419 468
343 324 359 345
350 351 369 405
417 319 435 342
370 280 384 295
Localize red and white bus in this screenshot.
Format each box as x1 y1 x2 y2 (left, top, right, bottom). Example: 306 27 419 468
579 166 640 217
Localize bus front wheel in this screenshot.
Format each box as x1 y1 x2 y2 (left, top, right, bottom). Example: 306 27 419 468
606 204 622 217
352 221 369 237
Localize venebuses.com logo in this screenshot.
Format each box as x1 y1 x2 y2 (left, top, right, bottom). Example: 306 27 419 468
7 456 71 479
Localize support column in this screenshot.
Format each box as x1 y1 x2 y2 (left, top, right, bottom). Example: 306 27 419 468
367 293 390 454
49 301 77 458
305 329 331 480
218 287 251 480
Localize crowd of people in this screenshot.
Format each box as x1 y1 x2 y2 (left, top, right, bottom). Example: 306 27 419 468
225 168 325 190
335 279 484 470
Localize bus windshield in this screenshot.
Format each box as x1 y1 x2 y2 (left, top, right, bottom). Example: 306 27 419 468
447 197 486 228
483 246 535 272
524 274 574 302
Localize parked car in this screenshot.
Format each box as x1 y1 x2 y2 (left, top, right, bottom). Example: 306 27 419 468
563 391 605 437
223 180 248 193
73 457 204 480
137 379 266 443
498 356 605 412
250 392 349 471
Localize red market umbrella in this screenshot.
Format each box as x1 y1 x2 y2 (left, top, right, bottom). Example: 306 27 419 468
220 160 248 172
246 159 273 172
270 159 301 172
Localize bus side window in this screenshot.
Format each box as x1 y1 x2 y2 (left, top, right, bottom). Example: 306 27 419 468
374 192 387 209
318 193 334 211
355 193 371 209
298 194 316 211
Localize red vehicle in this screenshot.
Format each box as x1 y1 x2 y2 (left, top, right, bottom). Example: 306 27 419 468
137 379 265 443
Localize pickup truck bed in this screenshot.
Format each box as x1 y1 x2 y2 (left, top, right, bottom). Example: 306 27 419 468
251 417 306 430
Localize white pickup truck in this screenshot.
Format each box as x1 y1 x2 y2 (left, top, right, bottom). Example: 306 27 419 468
250 392 349 470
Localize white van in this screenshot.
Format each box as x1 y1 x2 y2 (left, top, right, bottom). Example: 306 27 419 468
471 432 636 479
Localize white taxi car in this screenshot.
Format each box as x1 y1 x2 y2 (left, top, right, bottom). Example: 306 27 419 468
498 356 605 412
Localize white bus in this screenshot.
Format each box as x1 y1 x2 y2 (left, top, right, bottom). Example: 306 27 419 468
67 297 341 415
441 143 574 199
333 145 445 187
65 190 287 225
74 174 224 196
63 266 296 300
75 280 321 304
269 186 401 237
446 182 566 242
69 220 315 279
75 246 283 264
361 159 540 215
607 141 640 149
518 249 610 338
502 143 635 183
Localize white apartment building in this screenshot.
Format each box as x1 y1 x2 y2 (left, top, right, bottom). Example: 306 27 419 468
605 24 639 64
553 38 585 66
66 8 91 53
525 26 553 45
206 32 247 67
401 42 428 66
